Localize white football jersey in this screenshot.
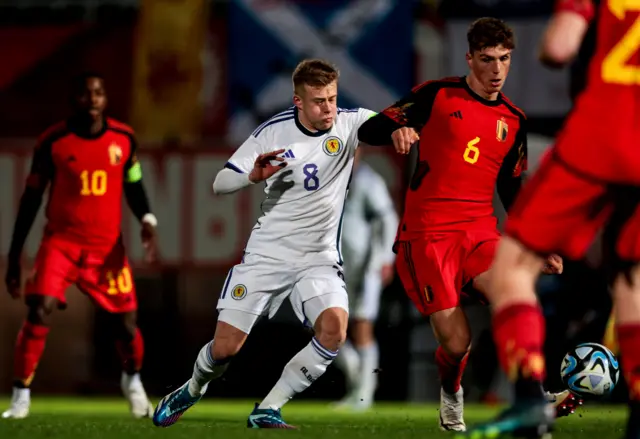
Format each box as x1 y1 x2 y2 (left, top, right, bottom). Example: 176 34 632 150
342 163 398 278
226 106 376 264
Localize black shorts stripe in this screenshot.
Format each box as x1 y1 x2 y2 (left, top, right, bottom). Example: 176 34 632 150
402 242 432 308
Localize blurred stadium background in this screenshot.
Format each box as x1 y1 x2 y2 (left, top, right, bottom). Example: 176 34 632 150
0 0 621 406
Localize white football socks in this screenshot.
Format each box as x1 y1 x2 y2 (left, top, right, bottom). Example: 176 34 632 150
259 337 337 410
355 342 379 404
334 340 361 390
122 371 143 390
188 341 229 397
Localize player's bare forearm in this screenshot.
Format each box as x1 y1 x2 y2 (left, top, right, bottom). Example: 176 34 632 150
497 175 523 213
8 187 44 260
357 114 401 146
539 11 589 68
124 180 152 223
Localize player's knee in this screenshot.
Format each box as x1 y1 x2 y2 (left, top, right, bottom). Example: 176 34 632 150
442 337 471 359
314 307 348 351
431 308 471 357
211 320 249 361
26 297 55 326
436 325 471 358
211 338 243 361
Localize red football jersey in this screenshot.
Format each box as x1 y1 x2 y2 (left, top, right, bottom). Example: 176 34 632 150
382 77 527 239
27 118 138 247
555 0 640 182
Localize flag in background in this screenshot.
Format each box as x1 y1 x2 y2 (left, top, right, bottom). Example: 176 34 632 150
132 0 208 145
228 0 413 143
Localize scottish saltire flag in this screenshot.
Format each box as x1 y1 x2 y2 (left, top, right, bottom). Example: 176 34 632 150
228 0 413 143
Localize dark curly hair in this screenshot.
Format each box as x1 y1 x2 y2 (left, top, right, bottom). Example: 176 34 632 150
467 17 515 53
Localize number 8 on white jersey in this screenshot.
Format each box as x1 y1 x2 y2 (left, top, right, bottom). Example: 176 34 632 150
225 106 376 265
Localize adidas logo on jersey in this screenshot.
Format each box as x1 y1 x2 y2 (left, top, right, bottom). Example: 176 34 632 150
283 149 296 159
449 111 463 119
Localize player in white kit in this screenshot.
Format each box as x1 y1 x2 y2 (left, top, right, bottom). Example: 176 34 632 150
334 148 397 410
153 59 375 429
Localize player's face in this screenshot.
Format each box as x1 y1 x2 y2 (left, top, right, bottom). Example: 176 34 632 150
466 45 512 96
75 77 107 120
294 81 338 131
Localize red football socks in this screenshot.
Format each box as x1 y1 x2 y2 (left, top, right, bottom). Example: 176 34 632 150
435 346 468 394
13 321 50 388
116 328 145 374
493 303 546 384
617 324 640 402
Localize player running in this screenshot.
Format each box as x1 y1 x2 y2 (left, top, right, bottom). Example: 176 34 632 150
152 59 375 429
358 18 576 431
333 148 398 411
461 1 640 438
2 73 158 420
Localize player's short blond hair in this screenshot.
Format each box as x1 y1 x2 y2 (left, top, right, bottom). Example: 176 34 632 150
292 59 339 95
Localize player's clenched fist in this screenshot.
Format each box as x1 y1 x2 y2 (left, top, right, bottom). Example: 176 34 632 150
249 149 288 183
542 254 563 274
391 127 420 155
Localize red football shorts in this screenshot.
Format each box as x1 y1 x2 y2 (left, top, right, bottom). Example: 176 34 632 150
395 229 500 316
25 236 138 313
506 150 640 261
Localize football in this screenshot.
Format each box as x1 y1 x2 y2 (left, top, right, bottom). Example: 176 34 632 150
560 342 620 398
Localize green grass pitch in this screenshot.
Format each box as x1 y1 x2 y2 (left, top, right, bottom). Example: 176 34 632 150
0 397 629 438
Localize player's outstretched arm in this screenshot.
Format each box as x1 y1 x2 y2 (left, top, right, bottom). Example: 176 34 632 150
358 112 404 146
359 114 419 155
359 82 437 152
213 149 287 195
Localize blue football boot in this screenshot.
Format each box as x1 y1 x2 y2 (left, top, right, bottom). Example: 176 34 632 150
152 380 202 427
247 403 296 429
456 399 554 439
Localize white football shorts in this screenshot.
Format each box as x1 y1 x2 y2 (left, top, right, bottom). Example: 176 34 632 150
217 252 349 334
